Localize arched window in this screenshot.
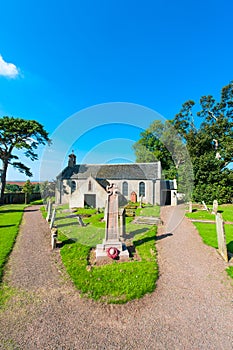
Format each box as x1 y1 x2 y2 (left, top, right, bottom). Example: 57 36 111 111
139 181 145 197
122 181 128 196
71 181 76 193
88 180 92 191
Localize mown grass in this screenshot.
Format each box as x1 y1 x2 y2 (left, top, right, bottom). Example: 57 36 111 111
135 205 160 217
54 206 153 247
192 222 233 253
0 204 26 282
50 204 159 303
227 266 233 279
60 226 158 303
186 204 233 280
0 204 26 305
186 203 233 222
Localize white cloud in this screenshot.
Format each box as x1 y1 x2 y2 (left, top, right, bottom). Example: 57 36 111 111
0 55 19 78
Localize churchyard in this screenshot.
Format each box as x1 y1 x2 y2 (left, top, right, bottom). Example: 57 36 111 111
0 200 232 306
42 201 159 303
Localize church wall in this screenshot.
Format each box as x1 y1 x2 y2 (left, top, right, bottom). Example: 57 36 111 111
69 178 107 209
56 177 164 207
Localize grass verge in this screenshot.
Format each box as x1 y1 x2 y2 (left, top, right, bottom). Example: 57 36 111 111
186 204 233 280
0 204 26 305
59 226 158 303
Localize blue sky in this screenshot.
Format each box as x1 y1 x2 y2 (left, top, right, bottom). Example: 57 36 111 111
0 0 232 180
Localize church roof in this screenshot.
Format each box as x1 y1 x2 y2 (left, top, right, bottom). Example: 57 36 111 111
57 162 161 181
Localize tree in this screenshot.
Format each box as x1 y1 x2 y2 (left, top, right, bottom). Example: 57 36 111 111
5 184 22 192
33 183 40 193
0 117 50 203
39 180 56 202
22 180 34 204
133 82 233 203
133 119 194 200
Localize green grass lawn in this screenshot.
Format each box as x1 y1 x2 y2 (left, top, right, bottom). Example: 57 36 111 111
0 204 26 283
192 222 233 253
60 226 158 303
54 206 154 247
135 205 160 217
186 204 233 280
186 204 233 222
0 204 26 305
53 204 159 303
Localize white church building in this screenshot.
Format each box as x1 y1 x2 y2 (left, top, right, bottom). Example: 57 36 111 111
55 152 177 208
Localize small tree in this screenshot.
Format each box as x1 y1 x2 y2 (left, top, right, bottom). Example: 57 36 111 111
0 116 50 203
40 180 56 202
22 180 34 204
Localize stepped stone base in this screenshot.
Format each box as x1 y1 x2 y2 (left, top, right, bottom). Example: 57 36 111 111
96 241 129 261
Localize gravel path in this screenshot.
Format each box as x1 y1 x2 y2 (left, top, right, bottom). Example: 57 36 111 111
0 205 232 350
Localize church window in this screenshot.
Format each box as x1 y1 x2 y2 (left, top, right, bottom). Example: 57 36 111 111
139 182 145 197
122 181 128 196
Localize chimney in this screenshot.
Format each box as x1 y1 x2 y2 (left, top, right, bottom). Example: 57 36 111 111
68 151 76 167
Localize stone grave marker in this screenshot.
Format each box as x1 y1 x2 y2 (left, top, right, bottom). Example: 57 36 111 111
202 200 209 211
119 208 126 239
189 201 192 213
50 208 56 229
51 228 58 250
216 213 228 262
77 215 85 227
96 184 129 260
46 201 52 222
212 200 218 215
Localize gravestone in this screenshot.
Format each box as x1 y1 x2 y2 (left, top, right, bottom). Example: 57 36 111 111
46 201 53 222
212 200 218 215
96 184 129 260
119 208 126 239
51 228 58 249
202 200 209 211
50 208 56 229
189 201 192 213
46 200 49 212
77 215 85 227
216 213 228 262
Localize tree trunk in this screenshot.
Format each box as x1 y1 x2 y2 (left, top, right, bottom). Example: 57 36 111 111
0 162 8 205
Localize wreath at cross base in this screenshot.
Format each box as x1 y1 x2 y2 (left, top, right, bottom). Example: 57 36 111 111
106 247 119 259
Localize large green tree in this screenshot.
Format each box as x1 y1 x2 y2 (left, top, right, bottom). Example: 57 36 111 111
0 117 50 203
133 82 233 203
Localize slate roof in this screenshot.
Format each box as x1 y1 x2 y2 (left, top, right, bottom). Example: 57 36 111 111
57 162 161 181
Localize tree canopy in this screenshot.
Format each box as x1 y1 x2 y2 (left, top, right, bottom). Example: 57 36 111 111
133 82 233 204
0 116 50 203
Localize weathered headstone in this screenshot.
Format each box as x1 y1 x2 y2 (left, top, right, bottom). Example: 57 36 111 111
77 215 85 227
189 201 193 213
119 208 126 239
46 201 52 222
51 228 58 249
50 208 56 229
46 200 49 212
202 200 208 211
216 213 228 262
212 200 218 215
96 184 129 260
